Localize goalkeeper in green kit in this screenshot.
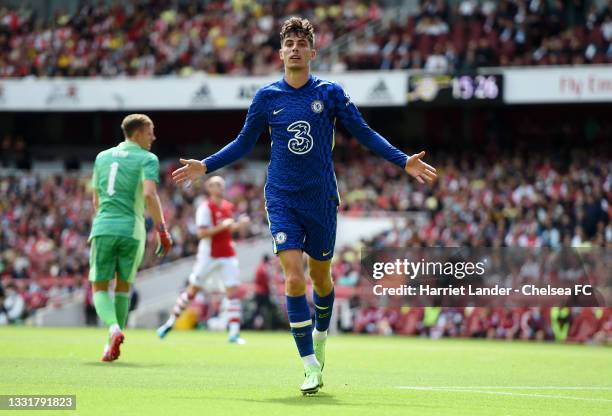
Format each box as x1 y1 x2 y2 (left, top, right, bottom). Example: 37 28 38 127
89 114 173 362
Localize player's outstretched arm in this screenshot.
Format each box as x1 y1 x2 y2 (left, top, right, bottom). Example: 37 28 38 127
405 151 437 184
172 90 267 185
333 84 409 169
334 85 437 184
143 179 173 257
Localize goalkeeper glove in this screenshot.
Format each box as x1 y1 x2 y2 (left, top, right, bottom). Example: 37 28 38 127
155 223 173 257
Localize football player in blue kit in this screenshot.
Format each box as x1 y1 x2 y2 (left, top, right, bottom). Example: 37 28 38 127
172 17 437 395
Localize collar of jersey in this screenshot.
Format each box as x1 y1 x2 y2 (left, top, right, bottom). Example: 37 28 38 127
119 140 141 150
281 74 314 91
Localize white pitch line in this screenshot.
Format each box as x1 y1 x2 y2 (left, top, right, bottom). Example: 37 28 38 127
396 387 612 403
397 386 612 391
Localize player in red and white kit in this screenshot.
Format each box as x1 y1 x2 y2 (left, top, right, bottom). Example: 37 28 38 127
157 176 249 343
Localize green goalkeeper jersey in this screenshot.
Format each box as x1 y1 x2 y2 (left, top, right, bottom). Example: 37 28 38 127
89 140 160 242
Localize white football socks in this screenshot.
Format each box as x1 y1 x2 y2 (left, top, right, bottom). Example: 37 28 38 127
302 354 320 368
312 328 327 342
229 322 240 338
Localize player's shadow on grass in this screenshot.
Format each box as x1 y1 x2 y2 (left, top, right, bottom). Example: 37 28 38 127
83 361 165 368
179 394 446 410
235 394 413 408
235 394 446 409
244 392 342 406
183 393 342 406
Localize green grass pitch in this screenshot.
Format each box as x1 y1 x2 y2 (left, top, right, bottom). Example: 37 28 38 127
1 327 610 415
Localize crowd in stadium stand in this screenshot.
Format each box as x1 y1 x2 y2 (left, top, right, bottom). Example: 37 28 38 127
340 151 610 248
346 302 611 344
0 143 609 343
0 0 378 77
327 242 610 345
1 0 610 78
337 0 612 71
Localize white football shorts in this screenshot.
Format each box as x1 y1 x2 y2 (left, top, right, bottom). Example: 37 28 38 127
189 256 240 288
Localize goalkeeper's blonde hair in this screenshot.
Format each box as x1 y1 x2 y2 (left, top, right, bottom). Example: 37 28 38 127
121 114 153 138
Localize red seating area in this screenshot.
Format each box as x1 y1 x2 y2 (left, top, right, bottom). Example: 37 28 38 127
322 0 612 71
1 0 609 77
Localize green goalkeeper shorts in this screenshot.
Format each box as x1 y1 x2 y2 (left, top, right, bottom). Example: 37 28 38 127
89 235 145 283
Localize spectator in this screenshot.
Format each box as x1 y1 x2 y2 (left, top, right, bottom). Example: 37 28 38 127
251 254 283 329
424 42 449 72
1 283 25 324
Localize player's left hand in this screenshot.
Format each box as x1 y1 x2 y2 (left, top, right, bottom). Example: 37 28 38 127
405 151 437 184
155 223 173 257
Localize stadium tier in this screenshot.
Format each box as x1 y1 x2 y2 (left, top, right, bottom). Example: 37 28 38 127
0 0 378 77
0 0 610 77
339 0 612 71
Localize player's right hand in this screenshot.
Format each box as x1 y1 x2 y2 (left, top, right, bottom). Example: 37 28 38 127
405 151 437 184
155 223 173 257
221 218 235 229
172 158 206 185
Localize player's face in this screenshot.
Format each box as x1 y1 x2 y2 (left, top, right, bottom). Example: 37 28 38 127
280 33 316 71
206 179 225 198
138 124 155 150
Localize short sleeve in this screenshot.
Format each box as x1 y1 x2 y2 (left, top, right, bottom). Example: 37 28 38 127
143 153 160 183
196 202 212 227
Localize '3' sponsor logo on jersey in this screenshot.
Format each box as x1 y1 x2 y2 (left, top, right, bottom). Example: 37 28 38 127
287 120 314 155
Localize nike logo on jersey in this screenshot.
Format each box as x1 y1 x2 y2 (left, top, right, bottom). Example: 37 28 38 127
322 250 331 257
272 108 285 115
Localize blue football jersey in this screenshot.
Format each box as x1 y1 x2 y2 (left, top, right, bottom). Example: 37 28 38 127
204 75 408 207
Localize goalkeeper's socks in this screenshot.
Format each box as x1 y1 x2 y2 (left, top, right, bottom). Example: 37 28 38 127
114 292 130 330
171 290 195 320
286 294 316 359
313 288 335 332
93 291 119 327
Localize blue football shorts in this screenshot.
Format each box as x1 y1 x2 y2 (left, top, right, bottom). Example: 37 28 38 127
265 198 338 261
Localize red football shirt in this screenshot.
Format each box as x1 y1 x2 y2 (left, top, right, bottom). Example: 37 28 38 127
196 198 236 258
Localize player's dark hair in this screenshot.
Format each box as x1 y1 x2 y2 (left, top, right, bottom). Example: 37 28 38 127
280 17 315 48
121 114 152 138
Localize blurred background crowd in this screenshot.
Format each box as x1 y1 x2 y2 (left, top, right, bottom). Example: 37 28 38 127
1 138 609 341
1 0 610 77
